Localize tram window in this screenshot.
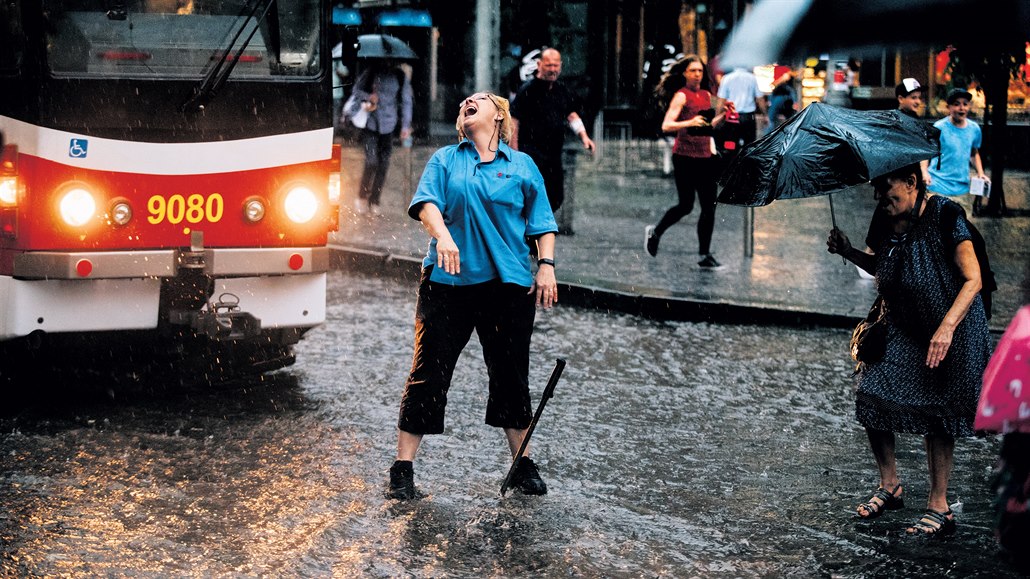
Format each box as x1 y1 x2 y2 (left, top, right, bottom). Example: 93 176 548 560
43 0 321 79
0 0 24 74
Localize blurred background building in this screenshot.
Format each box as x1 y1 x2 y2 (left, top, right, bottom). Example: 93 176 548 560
332 1 1030 168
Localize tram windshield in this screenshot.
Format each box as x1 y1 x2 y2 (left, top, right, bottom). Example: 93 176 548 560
45 0 322 78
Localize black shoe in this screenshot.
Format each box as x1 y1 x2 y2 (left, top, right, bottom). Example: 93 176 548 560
386 460 421 500
697 254 721 268
644 225 659 257
511 457 548 495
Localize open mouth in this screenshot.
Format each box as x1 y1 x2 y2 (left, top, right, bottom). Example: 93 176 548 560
464 104 478 117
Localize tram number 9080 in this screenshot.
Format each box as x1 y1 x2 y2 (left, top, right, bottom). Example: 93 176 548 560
147 193 224 225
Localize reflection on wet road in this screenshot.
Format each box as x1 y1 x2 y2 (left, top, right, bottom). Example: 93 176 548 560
0 270 1017 577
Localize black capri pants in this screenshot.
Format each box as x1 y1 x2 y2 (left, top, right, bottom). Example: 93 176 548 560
398 267 537 435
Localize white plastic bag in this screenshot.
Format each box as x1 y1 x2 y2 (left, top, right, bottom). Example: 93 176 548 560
343 94 369 130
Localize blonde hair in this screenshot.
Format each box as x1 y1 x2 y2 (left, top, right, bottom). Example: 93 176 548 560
455 92 513 144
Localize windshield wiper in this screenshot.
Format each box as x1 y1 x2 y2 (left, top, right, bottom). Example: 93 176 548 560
180 0 277 112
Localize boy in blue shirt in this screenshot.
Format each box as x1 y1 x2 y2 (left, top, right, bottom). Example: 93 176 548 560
928 88 988 212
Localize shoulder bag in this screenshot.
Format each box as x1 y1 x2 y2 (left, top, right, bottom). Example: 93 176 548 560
850 295 888 368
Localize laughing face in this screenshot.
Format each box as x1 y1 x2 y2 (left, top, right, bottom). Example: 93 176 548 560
948 97 971 123
459 93 496 124
455 92 505 141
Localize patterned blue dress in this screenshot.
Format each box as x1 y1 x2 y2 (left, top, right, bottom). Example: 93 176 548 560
857 195 992 437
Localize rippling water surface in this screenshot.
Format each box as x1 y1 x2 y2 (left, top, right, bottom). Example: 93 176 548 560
0 270 1016 577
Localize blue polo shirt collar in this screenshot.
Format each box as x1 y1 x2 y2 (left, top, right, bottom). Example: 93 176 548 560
458 138 514 161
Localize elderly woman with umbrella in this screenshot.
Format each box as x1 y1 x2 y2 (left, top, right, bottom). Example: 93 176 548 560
719 103 992 537
826 162 992 537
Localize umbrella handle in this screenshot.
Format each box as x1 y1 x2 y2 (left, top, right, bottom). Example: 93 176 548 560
828 195 844 265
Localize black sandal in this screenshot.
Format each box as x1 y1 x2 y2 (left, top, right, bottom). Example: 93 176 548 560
905 509 956 537
856 484 904 519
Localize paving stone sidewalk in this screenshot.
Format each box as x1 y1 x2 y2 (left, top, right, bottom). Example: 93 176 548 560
330 139 1030 331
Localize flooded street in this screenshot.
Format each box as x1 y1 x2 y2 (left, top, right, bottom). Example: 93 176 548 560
0 269 1018 578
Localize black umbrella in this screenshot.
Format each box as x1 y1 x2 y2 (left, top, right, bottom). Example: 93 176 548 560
356 34 417 60
717 103 940 224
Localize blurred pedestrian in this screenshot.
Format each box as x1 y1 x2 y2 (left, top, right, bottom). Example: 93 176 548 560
765 64 798 135
895 77 932 184
346 60 413 216
927 88 988 214
386 91 559 500
645 54 730 268
896 78 924 118
980 259 1030 572
510 48 595 213
826 163 992 537
716 66 766 153
992 431 1030 572
331 53 349 136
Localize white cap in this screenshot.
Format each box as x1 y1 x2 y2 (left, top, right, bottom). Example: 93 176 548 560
895 78 922 97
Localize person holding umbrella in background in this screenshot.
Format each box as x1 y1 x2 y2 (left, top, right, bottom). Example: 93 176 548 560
345 35 415 216
826 163 992 537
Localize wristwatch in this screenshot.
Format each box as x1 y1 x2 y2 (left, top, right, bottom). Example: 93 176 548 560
537 258 555 267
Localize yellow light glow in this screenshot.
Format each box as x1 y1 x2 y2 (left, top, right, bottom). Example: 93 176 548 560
284 186 317 224
328 173 342 204
60 188 97 226
0 176 17 205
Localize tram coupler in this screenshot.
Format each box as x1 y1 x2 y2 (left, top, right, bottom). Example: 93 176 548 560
191 309 261 340
168 292 262 341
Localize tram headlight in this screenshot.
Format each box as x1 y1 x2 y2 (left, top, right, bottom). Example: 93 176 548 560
284 186 317 224
243 197 266 223
59 187 97 227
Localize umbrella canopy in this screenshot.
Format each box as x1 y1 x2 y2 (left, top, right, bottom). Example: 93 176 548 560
975 305 1030 434
356 34 417 60
717 102 940 207
719 0 1030 70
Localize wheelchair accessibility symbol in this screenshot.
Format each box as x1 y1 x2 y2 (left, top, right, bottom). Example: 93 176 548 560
69 139 88 158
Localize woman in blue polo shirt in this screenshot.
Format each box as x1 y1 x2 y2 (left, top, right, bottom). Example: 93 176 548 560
386 91 559 500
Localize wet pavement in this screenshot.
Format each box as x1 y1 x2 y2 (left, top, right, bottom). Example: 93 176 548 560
0 138 1026 577
332 137 1030 331
0 270 1023 577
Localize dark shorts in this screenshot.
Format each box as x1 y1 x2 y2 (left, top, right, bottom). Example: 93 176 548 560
397 267 537 435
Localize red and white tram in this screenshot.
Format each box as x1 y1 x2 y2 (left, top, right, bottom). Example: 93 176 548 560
0 1 340 379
